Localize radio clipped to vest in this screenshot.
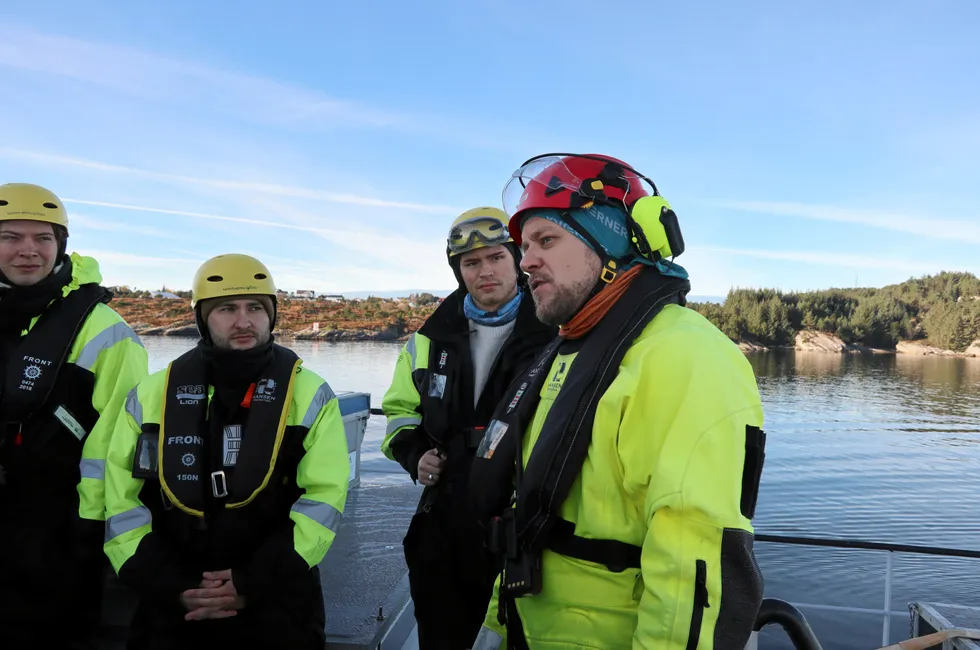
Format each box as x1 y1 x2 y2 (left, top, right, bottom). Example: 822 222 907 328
489 507 542 601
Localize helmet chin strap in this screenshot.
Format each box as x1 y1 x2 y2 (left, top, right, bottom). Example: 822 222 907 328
557 209 631 298
194 305 213 345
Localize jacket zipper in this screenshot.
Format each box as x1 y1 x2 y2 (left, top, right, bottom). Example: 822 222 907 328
686 559 710 650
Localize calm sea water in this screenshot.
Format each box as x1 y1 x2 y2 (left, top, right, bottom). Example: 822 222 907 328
143 337 980 650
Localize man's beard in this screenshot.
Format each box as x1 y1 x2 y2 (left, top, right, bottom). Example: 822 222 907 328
532 258 600 326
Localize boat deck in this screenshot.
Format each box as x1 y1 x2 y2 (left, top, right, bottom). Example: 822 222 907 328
99 479 423 650
98 392 425 650
320 480 421 649
911 602 980 650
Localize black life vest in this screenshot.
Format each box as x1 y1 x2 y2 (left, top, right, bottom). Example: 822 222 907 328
157 344 300 517
0 284 111 454
415 332 474 452
469 268 691 572
415 290 555 457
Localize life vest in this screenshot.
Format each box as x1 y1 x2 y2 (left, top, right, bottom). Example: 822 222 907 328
471 268 769 647
154 344 300 517
471 268 693 571
0 284 111 448
414 290 554 457
416 335 476 450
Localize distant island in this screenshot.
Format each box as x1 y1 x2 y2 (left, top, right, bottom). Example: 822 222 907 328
107 271 980 356
688 271 980 357
108 289 444 342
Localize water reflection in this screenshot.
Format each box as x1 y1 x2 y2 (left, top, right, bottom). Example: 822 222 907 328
745 350 980 649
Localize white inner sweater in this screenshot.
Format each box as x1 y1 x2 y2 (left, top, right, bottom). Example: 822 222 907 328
469 319 516 408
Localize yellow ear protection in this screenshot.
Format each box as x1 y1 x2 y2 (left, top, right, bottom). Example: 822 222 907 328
628 194 685 262
583 158 686 264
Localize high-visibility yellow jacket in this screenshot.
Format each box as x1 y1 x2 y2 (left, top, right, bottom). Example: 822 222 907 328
103 346 350 610
0 252 147 643
473 304 765 650
0 252 148 521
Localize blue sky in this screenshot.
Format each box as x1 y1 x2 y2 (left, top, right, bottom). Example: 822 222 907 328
0 0 977 297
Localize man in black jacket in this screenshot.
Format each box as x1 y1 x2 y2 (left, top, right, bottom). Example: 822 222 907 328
381 207 555 649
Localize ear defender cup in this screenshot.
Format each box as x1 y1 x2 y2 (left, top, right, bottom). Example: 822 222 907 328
628 195 686 262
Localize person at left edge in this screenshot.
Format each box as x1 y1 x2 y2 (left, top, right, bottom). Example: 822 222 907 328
0 183 149 650
103 253 350 650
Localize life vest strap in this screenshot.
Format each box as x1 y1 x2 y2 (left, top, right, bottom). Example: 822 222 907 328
547 517 642 573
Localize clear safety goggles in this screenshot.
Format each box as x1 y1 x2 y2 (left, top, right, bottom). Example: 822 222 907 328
447 216 510 255
501 153 657 216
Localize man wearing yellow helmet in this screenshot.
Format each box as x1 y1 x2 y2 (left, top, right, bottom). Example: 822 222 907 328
103 254 351 650
381 207 555 650
0 183 149 649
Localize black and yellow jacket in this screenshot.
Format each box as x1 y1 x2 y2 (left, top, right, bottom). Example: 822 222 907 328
0 252 147 641
0 253 147 521
471 269 766 650
381 289 554 493
103 344 350 607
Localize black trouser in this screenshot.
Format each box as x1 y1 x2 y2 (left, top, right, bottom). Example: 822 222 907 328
125 569 326 650
403 493 501 650
0 513 106 649
0 567 105 650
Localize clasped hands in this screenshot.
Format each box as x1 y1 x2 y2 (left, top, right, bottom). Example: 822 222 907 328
180 569 247 621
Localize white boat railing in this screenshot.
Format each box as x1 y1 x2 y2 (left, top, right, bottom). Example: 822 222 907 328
754 533 980 646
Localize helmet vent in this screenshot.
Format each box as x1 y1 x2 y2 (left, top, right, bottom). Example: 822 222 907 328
207 275 224 282
43 202 58 209
0 200 7 206
254 273 267 279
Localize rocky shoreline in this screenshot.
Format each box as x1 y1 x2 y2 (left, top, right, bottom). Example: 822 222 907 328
737 330 980 357
131 323 410 342
132 322 979 356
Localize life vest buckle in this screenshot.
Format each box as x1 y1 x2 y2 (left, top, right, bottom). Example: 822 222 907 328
211 470 229 498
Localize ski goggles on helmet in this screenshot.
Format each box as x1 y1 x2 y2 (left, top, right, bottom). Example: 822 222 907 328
447 216 511 256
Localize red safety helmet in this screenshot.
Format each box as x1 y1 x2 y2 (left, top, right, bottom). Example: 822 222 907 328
501 153 659 244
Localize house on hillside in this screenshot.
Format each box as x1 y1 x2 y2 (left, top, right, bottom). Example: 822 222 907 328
150 291 181 299
294 289 315 300
320 294 344 302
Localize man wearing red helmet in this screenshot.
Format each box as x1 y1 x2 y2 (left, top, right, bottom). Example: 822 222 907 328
469 154 767 649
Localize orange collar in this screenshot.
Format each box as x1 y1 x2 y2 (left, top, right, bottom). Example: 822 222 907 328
559 265 642 340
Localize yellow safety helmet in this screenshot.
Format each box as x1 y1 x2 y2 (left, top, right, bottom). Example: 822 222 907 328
0 183 69 228
446 207 513 258
191 253 277 308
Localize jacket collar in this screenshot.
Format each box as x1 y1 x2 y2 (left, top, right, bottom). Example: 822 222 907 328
419 286 553 342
